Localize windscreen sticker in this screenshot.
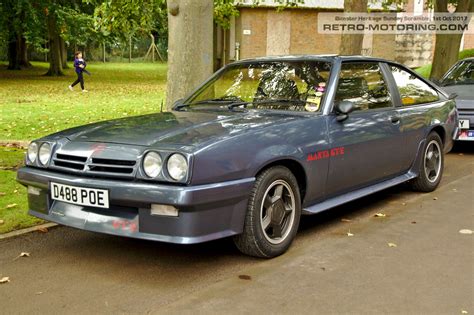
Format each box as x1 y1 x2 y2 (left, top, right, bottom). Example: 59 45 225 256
305 97 321 112
307 146 345 161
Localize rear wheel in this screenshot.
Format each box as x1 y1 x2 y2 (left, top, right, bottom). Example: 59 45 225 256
233 166 301 258
411 132 444 192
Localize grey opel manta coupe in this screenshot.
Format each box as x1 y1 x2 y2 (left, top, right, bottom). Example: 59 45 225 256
17 55 457 258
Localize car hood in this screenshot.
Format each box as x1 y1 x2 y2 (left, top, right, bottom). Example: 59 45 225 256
45 110 306 149
441 85 474 109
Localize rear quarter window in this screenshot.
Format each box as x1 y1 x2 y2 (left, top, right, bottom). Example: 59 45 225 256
390 66 440 106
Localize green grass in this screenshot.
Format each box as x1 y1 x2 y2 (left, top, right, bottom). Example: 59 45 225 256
0 62 167 141
0 146 43 233
0 61 168 233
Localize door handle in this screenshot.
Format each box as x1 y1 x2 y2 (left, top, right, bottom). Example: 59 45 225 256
390 115 401 124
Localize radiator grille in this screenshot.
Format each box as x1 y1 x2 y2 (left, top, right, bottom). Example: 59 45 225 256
52 154 137 176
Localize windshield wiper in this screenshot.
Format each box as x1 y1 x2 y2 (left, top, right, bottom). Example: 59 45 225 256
177 98 315 112
175 96 246 111
227 99 312 110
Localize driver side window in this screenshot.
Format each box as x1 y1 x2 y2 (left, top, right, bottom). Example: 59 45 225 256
335 62 393 112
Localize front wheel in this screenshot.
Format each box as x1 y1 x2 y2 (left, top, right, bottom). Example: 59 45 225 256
411 132 444 192
233 166 301 258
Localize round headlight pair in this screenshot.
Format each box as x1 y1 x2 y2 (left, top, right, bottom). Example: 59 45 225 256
27 142 52 165
143 152 188 181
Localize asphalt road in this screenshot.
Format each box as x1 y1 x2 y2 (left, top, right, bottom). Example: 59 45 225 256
1 143 473 314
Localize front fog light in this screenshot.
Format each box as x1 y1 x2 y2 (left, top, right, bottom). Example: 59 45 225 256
27 142 38 163
143 151 163 178
150 204 179 217
38 143 52 165
167 154 188 181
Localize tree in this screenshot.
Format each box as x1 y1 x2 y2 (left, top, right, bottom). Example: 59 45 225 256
430 0 473 80
340 0 369 55
0 0 45 70
340 0 367 55
45 4 64 75
91 0 166 62
166 0 214 110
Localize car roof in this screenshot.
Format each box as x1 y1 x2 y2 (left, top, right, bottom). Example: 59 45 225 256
232 54 396 64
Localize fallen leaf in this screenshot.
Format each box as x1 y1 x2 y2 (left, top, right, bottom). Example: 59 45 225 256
0 219 4 225
238 275 252 280
388 242 397 247
433 197 438 200
341 218 352 222
13 252 30 261
6 203 18 209
347 232 354 237
37 227 49 233
374 213 387 218
459 229 473 235
0 192 6 196
0 277 10 284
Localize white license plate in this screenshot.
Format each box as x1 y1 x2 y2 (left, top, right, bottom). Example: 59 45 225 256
459 119 470 129
51 182 109 209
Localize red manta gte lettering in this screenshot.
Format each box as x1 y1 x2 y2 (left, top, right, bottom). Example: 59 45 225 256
307 147 345 161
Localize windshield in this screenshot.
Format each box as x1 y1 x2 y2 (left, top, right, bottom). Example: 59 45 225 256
183 61 332 112
441 60 474 86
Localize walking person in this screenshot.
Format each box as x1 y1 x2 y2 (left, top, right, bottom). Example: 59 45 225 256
69 51 89 92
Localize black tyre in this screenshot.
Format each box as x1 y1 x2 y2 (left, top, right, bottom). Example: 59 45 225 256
411 132 444 192
233 166 301 258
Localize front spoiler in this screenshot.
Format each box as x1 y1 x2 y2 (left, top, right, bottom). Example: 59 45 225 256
17 167 254 244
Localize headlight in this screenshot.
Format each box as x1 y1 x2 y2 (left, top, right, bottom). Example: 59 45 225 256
27 142 38 163
143 152 163 178
167 154 188 181
38 143 52 165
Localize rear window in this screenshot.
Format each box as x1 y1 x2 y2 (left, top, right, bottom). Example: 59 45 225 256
390 66 439 106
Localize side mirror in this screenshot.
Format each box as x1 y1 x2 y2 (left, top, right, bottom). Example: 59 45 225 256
335 101 355 122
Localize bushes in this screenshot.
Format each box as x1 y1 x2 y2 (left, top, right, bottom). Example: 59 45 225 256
458 48 474 60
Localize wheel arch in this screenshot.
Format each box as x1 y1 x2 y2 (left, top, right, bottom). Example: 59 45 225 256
429 124 446 146
255 158 308 202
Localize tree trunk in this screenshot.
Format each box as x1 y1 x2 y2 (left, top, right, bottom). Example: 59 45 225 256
60 36 68 69
430 0 472 80
340 0 368 55
7 37 20 70
19 37 32 68
166 0 214 110
46 12 63 76
129 36 132 63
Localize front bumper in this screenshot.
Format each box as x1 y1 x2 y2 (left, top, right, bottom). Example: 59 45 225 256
17 167 254 244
